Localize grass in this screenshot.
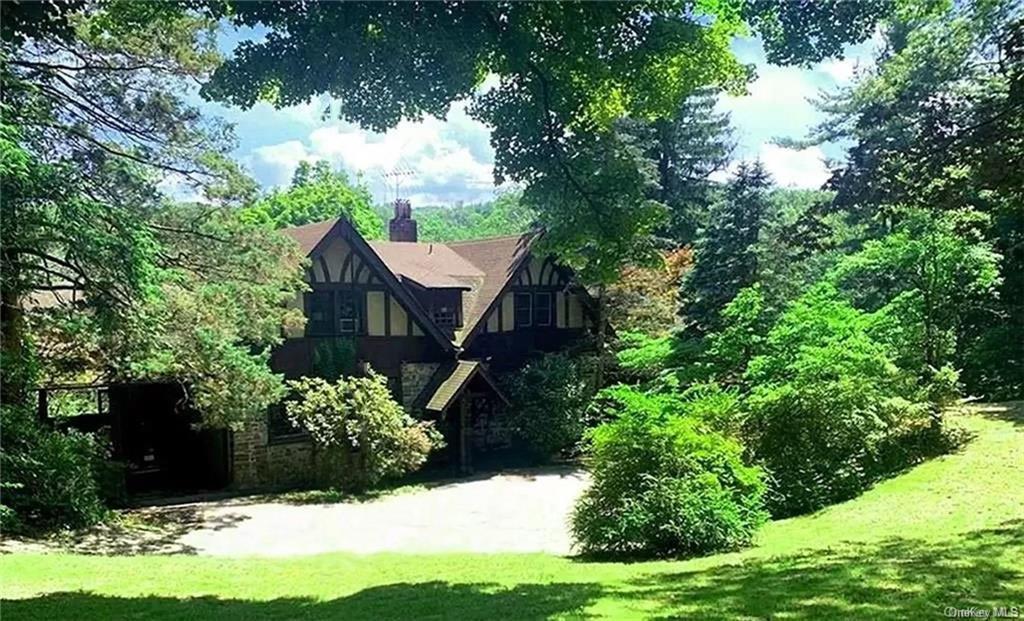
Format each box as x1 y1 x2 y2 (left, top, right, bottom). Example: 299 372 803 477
2 403 1022 620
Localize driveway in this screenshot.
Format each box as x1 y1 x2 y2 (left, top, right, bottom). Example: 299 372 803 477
15 467 590 557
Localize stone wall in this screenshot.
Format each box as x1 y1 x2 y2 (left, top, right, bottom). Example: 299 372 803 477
232 420 316 489
400 362 440 412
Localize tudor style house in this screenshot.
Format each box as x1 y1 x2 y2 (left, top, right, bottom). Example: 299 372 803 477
232 199 595 487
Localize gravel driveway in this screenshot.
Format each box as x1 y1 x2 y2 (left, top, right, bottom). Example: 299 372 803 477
12 467 590 557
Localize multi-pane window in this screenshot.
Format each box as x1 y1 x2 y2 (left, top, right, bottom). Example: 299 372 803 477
514 292 533 327
336 290 361 334
267 401 307 444
534 292 552 327
306 291 335 335
433 306 457 328
306 289 363 336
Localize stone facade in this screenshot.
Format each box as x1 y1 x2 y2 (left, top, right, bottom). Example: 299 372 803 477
400 362 440 412
232 419 316 489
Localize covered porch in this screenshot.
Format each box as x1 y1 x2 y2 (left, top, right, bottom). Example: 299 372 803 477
417 360 511 474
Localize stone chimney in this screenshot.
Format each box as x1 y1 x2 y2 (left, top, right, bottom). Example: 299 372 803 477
388 198 417 242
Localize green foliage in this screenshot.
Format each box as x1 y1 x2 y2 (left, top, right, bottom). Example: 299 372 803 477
241 161 382 236
285 372 444 491
754 188 854 310
615 333 687 381
399 191 535 243
0 405 108 531
703 285 770 385
204 2 881 286
620 88 734 246
606 248 692 337
678 382 744 436
3 2 306 432
572 386 768 558
682 162 772 332
811 0 1023 397
311 338 359 381
830 208 1001 374
742 283 957 517
502 352 594 460
109 204 306 429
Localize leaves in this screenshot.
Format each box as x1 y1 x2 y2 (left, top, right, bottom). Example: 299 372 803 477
240 161 383 236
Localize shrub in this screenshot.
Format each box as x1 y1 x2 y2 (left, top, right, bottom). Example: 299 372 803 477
742 283 953 517
0 404 109 532
678 382 744 435
572 386 768 558
502 352 594 460
286 372 444 491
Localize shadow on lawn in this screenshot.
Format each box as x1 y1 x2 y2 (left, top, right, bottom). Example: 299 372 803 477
628 519 1024 620
1 581 604 621
41 506 249 556
973 400 1024 427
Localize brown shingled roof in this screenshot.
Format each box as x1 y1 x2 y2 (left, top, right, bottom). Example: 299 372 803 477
280 218 540 349
420 360 508 412
448 233 536 346
282 218 340 255
368 240 484 289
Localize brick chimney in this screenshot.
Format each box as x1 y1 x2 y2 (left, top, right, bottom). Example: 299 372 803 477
388 198 417 242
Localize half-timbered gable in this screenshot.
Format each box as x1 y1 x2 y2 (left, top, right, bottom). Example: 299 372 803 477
237 202 599 486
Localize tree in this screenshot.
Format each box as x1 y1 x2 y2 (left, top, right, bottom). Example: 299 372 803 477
649 89 735 246
406 190 535 243
241 161 383 236
286 372 443 491
809 1 1023 396
830 208 1001 377
606 247 692 337
682 162 772 333
202 1 887 286
2 2 306 426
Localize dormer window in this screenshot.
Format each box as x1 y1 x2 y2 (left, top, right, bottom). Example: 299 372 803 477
433 306 457 328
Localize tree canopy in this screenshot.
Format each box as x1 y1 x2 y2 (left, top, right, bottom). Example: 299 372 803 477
241 160 382 236
201 1 888 284
1 1 306 425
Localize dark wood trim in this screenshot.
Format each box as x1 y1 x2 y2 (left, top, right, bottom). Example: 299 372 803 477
354 258 367 284
455 231 540 349
497 295 503 331
384 291 391 337
319 255 332 283
339 250 354 284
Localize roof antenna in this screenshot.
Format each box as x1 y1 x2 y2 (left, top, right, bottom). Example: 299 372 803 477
383 163 415 203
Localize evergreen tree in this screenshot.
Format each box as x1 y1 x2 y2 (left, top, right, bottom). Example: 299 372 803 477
652 89 735 246
682 162 772 333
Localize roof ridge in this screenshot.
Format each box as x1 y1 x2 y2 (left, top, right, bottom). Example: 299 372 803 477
445 232 534 245
281 217 339 229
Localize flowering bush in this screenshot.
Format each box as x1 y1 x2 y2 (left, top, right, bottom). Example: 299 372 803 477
286 372 443 491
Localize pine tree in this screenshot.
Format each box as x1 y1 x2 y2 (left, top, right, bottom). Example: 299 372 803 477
681 161 772 333
652 88 735 246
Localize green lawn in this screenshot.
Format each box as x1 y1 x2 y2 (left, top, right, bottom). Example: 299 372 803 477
3 403 1022 620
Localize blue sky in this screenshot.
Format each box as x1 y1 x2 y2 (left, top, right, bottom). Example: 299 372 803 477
193 29 878 206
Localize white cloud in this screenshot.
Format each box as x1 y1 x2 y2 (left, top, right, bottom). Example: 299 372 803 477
819 57 857 84
245 100 499 205
711 143 830 189
758 144 830 188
